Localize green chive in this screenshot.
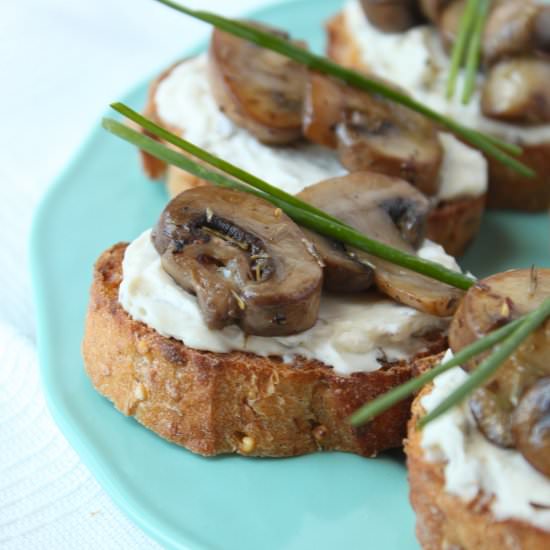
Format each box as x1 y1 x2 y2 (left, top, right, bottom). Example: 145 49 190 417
111 103 344 227
102 116 475 291
349 317 523 426
446 0 478 100
478 130 521 157
151 0 533 177
419 297 550 428
461 0 491 105
103 118 270 195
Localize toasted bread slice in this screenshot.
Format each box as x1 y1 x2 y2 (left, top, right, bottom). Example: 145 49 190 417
82 243 446 457
140 57 484 257
326 11 550 212
406 385 550 550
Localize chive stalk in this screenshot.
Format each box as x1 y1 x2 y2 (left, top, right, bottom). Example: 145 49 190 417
111 103 345 227
349 317 523 426
102 116 475 290
461 0 490 104
446 0 478 99
418 297 550 428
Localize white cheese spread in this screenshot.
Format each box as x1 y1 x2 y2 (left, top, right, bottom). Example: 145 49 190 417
154 54 487 203
421 350 550 531
155 55 346 193
344 0 550 147
119 230 457 375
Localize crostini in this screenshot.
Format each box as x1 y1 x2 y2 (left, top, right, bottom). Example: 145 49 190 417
326 0 550 211
83 178 462 457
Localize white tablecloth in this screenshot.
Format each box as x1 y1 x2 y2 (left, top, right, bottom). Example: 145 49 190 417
0 1 272 547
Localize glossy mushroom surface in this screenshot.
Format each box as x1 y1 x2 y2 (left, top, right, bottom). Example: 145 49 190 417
481 1 550 62
450 269 550 359
534 6 550 56
481 57 550 124
419 0 452 23
298 173 461 316
512 377 550 478
482 0 539 66
360 0 422 33
152 187 323 336
208 24 307 144
449 269 550 463
303 74 443 196
296 170 413 294
298 227 375 293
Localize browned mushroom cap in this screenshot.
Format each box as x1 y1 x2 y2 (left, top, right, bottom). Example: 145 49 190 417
303 73 443 196
534 7 550 56
512 377 550 478
297 172 461 315
468 335 550 448
297 168 428 292
481 57 550 124
371 254 461 316
449 269 550 449
482 0 539 67
450 269 550 358
298 228 375 292
336 112 443 197
152 187 322 336
469 386 515 447
475 317 550 448
419 0 452 23
359 0 423 33
208 24 307 145
438 0 465 52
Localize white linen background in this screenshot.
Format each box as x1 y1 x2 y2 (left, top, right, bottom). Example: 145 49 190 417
0 1 276 548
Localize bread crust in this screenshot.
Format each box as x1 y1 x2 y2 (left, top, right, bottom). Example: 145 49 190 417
326 12 550 212
425 194 485 257
406 385 550 550
83 243 446 457
140 59 197 181
485 144 550 211
326 13 365 75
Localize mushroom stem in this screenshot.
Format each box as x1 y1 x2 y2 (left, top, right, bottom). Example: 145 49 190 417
360 0 422 33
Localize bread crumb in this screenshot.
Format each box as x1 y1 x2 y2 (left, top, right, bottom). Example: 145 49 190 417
313 424 327 441
239 436 256 454
136 339 149 355
134 382 147 401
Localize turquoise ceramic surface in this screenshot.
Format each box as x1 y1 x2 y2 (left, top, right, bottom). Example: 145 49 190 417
30 1 550 549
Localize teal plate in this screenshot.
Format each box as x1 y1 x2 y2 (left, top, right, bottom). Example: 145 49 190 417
30 1 550 549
